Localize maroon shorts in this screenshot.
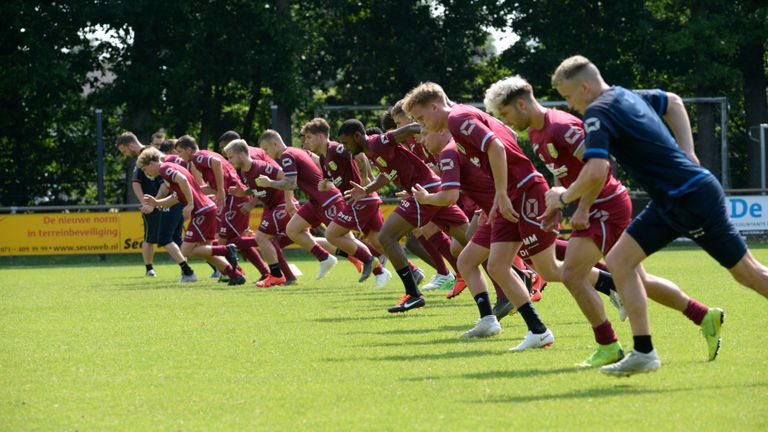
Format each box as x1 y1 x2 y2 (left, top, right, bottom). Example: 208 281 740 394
296 196 345 227
394 196 469 231
333 197 384 234
184 208 218 243
258 204 293 236
469 181 557 259
569 190 632 254
217 195 252 240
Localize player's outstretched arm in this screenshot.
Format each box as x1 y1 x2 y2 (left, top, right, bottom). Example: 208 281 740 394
543 158 608 218
346 173 389 201
663 92 700 165
390 122 422 143
257 174 297 191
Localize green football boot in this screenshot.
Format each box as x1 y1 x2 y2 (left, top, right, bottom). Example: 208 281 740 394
577 341 625 368
700 307 725 361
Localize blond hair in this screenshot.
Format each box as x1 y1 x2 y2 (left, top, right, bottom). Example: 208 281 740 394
258 129 283 145
484 75 534 116
136 147 162 169
551 55 602 87
402 82 449 114
223 139 249 156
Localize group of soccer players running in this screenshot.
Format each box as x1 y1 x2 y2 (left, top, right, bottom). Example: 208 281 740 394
125 54 768 377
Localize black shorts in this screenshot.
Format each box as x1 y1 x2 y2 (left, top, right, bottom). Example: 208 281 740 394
626 176 747 268
158 203 184 246
142 210 161 244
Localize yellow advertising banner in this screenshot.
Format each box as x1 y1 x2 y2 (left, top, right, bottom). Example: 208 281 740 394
0 204 403 256
0 204 570 256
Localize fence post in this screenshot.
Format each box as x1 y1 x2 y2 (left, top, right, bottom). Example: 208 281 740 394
96 109 106 262
10 206 17 265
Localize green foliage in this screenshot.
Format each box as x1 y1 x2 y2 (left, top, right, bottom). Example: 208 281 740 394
1 248 768 429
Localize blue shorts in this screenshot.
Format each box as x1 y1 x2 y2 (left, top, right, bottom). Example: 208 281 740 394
626 176 747 268
158 204 184 246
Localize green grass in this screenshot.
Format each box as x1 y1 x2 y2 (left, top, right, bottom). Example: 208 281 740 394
1 247 768 431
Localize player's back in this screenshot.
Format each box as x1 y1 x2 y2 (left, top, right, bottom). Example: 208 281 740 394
240 159 285 209
366 132 441 190
191 149 244 190
583 87 710 206
280 146 341 206
159 162 214 212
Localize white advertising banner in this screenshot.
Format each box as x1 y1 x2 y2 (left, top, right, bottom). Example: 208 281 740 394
727 195 768 233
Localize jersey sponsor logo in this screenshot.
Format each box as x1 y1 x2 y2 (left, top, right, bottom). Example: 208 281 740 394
375 156 388 167
584 117 601 133
439 158 455 171
518 248 529 257
336 212 353 222
265 164 274 174
459 119 477 136
380 134 390 144
324 204 338 220
522 234 538 246
470 156 481 167
564 127 583 145
545 163 569 178
547 143 559 159
399 199 410 208
328 161 338 171
455 142 466 154
525 199 539 218
281 157 293 167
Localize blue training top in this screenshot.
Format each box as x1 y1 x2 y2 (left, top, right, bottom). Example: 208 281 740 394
581 86 712 209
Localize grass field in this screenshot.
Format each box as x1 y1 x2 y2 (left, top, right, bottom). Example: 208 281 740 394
2 246 768 431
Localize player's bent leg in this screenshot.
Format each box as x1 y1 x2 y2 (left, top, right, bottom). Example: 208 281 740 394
487 242 530 307
729 250 768 299
640 265 689 310
255 231 278 264
559 237 610 327
458 242 490 297
604 232 651 337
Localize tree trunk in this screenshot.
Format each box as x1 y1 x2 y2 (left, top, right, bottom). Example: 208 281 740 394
696 101 719 178
739 42 768 188
242 84 261 142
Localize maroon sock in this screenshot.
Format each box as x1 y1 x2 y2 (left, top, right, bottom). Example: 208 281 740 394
233 236 257 249
310 244 329 261
593 320 618 345
353 246 373 263
683 298 709 325
273 240 295 280
362 241 382 258
373 265 383 276
241 246 269 276
420 235 449 275
223 264 239 279
211 245 228 256
430 231 458 274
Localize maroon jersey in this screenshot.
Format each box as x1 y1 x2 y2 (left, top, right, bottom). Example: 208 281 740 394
163 154 190 169
240 159 286 209
365 132 442 191
528 109 626 204
248 145 280 169
448 104 545 196
320 141 381 202
280 146 342 206
438 141 496 213
190 149 245 191
159 162 215 213
406 136 438 170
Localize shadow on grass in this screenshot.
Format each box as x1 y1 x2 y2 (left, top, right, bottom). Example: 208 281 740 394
347 336 509 348
343 324 473 335
323 349 502 363
469 381 768 404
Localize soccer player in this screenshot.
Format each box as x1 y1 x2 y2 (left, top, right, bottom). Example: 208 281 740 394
137 147 245 285
389 102 457 292
404 82 556 350
546 55 768 376
223 139 297 287
175 135 272 281
339 119 470 313
115 132 196 282
485 75 723 367
301 118 392 288
256 129 342 279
